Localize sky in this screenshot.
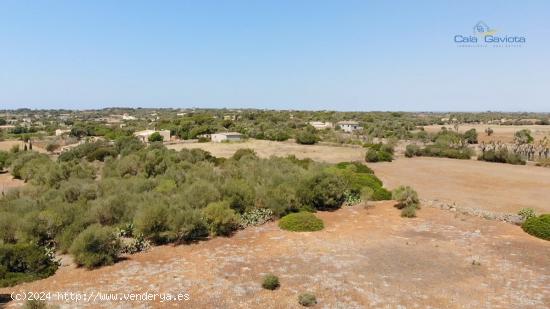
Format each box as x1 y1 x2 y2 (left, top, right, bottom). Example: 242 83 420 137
1 0 549 111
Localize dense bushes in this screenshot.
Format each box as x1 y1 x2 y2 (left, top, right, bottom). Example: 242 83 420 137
0 243 58 287
405 144 472 159
364 143 393 162
69 225 121 269
295 126 320 145
278 212 324 232
521 214 550 240
1 145 391 280
478 149 526 165
297 172 347 210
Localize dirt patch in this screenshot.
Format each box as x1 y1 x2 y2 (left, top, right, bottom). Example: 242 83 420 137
0 173 24 194
370 157 550 214
1 202 548 308
167 139 365 164
423 124 550 143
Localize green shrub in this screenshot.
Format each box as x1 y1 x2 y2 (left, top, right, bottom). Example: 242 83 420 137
23 299 53 309
232 148 257 161
365 148 392 162
463 128 478 144
518 208 536 221
169 207 209 242
405 144 421 157
0 243 58 287
295 127 320 145
202 201 240 236
521 214 550 240
134 203 171 243
261 274 280 290
148 132 164 142
298 173 348 210
240 208 274 227
298 293 317 307
392 186 420 210
401 206 417 218
478 149 526 165
69 225 121 269
335 161 374 174
278 212 324 232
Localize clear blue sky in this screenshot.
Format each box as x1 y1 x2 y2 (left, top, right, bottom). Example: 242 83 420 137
1 1 549 111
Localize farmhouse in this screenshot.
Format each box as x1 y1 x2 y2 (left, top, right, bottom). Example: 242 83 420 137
308 121 333 130
134 130 171 143
338 121 363 133
211 132 242 143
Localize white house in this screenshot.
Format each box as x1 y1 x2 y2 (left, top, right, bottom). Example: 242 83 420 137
134 130 171 143
308 121 333 130
211 132 242 143
338 121 363 133
55 129 71 136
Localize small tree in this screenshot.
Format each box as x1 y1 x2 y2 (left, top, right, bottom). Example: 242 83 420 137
148 132 163 142
202 201 240 236
485 127 494 136
45 142 60 153
69 225 121 269
463 128 478 144
295 126 319 145
514 129 533 144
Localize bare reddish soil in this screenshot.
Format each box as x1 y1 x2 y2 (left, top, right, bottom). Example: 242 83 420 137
2 202 548 308
370 157 550 215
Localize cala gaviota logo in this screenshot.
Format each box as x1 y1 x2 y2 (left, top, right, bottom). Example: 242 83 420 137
454 21 526 47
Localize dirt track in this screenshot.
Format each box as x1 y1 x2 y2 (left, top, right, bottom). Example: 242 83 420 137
1 202 548 308
370 157 550 214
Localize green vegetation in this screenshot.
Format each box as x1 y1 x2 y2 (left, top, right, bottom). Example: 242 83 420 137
278 212 324 232
148 132 163 142
405 129 474 160
0 142 390 282
298 293 317 307
478 149 526 165
514 129 534 144
261 274 280 290
364 143 393 162
392 186 420 218
521 214 550 241
69 225 121 269
518 208 536 221
295 126 320 145
0 243 58 287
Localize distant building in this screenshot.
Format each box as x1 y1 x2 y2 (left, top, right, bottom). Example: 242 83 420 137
338 121 363 133
55 129 71 136
122 113 137 121
211 132 242 143
308 121 333 130
134 130 171 143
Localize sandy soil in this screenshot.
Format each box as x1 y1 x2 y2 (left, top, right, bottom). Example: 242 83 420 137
167 139 365 164
422 124 550 143
370 157 550 214
1 202 548 308
0 140 47 153
0 173 24 194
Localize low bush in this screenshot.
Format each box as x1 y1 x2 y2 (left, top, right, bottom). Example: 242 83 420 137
536 158 550 167
521 214 550 240
261 274 280 290
518 208 536 221
240 208 274 228
202 201 240 236
392 186 420 209
0 243 58 287
69 225 121 269
232 148 257 161
401 206 417 218
404 144 421 157
478 149 526 165
278 212 324 232
298 293 317 307
365 148 392 162
295 127 320 145
297 172 348 210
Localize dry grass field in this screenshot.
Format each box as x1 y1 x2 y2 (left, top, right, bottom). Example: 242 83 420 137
2 202 548 308
422 124 550 143
167 139 365 163
370 157 550 215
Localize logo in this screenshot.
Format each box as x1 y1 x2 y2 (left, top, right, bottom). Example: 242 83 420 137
454 21 526 47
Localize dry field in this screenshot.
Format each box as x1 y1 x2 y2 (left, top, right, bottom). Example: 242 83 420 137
1 202 548 308
0 173 24 194
422 124 550 143
167 139 365 163
370 157 550 214
0 140 47 153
